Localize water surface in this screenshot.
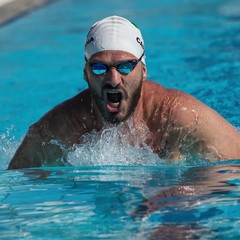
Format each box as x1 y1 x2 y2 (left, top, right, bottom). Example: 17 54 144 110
0 0 240 239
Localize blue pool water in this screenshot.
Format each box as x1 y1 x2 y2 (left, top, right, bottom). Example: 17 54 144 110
1 0 240 239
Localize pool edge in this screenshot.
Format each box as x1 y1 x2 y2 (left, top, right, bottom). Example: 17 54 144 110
0 0 58 26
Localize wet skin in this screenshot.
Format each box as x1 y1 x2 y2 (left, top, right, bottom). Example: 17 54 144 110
8 51 240 169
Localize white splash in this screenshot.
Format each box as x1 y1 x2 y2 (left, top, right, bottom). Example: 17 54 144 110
0 126 21 170
67 124 162 166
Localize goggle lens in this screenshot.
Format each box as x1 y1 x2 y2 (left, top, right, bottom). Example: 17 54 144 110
91 63 107 75
90 61 137 75
118 62 135 74
87 52 144 76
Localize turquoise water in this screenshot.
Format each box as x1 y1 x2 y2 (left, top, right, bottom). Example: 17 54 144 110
1 0 240 239
1 164 240 239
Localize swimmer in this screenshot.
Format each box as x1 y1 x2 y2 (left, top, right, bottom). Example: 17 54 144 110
8 16 240 169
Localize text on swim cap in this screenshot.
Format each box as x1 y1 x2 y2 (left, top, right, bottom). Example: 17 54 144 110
136 37 144 50
86 37 94 45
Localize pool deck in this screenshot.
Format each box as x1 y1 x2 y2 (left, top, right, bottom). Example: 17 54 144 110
0 0 55 26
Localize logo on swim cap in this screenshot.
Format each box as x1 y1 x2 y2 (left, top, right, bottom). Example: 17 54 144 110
86 37 94 46
136 37 144 50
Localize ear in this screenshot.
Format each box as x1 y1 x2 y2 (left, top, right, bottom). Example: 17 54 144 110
142 64 147 81
83 66 88 83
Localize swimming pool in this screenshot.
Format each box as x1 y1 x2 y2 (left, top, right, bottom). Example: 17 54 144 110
1 0 240 239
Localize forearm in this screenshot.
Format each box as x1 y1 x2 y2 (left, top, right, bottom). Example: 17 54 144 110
8 136 43 169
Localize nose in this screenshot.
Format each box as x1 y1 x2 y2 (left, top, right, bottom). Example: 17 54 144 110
106 67 122 87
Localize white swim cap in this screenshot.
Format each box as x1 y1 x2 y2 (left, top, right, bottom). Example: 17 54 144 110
85 16 145 65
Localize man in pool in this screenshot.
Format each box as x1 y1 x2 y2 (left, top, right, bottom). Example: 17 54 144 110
8 16 240 169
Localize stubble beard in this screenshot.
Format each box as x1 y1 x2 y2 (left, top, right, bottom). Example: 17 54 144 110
90 81 143 124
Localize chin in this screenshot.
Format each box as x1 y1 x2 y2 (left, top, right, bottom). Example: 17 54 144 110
104 112 128 124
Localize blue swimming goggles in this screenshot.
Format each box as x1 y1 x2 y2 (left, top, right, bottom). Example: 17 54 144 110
86 52 144 75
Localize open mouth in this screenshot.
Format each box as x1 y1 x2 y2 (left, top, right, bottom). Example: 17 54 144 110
107 91 122 104
106 91 123 111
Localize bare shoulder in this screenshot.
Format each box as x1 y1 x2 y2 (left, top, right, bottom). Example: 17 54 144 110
42 89 91 120
143 80 168 94
165 88 223 129
30 89 93 142
158 85 240 160
143 80 240 160
142 80 187 119
142 80 217 127
8 90 92 169
143 80 185 100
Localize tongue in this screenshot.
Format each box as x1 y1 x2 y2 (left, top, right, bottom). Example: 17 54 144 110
106 103 119 112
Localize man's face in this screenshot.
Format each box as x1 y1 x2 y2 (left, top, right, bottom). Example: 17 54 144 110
84 50 146 123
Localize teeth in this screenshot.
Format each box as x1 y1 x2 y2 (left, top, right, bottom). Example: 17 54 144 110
109 102 120 107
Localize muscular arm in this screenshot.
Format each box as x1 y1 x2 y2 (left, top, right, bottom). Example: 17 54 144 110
171 93 240 160
8 91 93 169
8 123 65 169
